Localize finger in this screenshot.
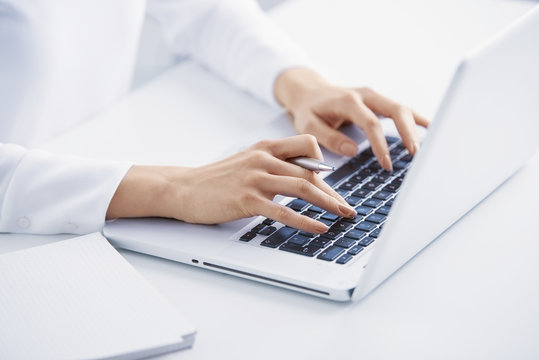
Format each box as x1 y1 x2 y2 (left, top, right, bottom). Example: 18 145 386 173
358 89 420 154
412 110 430 128
336 96 392 171
263 158 349 206
256 200 329 233
253 134 323 161
262 174 356 218
302 114 359 157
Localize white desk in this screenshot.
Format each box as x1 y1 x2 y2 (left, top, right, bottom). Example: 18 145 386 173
3 1 539 359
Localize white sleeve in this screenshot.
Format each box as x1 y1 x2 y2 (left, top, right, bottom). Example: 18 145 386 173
0 143 131 234
146 0 314 107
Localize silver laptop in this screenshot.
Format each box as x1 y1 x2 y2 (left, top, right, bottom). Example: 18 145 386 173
104 7 539 302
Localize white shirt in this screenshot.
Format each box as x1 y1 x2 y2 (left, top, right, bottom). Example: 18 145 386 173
0 0 310 234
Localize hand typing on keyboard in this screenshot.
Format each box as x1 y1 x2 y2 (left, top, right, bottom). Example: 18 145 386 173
274 68 430 171
107 135 357 234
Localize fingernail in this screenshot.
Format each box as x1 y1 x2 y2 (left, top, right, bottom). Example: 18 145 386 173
340 142 357 157
383 154 393 172
315 222 329 233
339 203 357 217
414 141 421 154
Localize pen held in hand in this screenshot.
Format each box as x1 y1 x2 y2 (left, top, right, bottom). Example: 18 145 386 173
288 157 335 172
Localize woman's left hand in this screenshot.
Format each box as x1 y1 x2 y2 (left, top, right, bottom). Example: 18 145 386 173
274 68 430 172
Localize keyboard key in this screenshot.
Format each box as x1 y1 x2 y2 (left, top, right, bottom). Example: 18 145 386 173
279 243 321 257
336 253 354 264
355 205 373 216
373 190 392 201
356 221 376 232
320 229 342 240
359 168 376 176
323 162 360 186
331 221 353 232
334 237 356 248
383 183 399 192
344 229 367 240
365 213 386 224
310 237 332 248
262 218 275 226
239 232 257 242
358 237 375 246
299 231 316 238
376 206 391 216
287 234 311 246
309 205 324 213
362 181 382 191
386 136 399 144
385 199 394 207
370 228 382 238
336 189 349 197
349 174 369 184
259 226 277 236
260 227 297 248
363 147 374 157
251 223 266 233
352 188 371 198
301 210 319 219
393 160 408 170
348 245 364 255
339 181 357 191
362 198 383 208
287 199 309 211
345 195 362 206
317 246 345 261
320 212 339 221
318 218 334 227
401 154 413 162
341 214 363 224
368 162 382 171
372 173 391 183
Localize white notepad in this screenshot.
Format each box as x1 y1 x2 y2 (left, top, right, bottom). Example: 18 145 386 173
0 233 196 359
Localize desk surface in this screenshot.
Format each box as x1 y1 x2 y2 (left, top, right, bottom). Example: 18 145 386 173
3 1 539 359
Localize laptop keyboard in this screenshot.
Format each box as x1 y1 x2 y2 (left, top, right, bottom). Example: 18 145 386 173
236 136 412 265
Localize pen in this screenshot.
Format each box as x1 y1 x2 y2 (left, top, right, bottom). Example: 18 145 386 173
288 157 335 172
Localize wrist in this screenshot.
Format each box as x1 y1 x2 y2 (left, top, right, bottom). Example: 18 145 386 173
106 165 188 220
274 67 328 112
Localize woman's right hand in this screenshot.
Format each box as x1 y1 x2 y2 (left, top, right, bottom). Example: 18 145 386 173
107 135 357 234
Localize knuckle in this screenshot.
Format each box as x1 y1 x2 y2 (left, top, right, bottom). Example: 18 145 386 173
363 116 380 129
296 215 310 231
254 139 273 151
276 205 292 222
359 86 375 95
243 170 264 186
303 169 316 183
302 133 318 145
306 134 320 152
296 178 312 194
239 191 259 205
248 150 269 164
341 91 360 106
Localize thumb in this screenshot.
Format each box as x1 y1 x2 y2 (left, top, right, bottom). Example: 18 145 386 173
303 116 358 157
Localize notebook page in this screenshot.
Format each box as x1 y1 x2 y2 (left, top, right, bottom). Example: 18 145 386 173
0 232 196 359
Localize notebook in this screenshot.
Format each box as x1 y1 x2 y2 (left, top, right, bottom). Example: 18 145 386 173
0 232 196 359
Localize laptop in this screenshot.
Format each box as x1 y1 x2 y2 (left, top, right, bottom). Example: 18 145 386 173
104 7 539 302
